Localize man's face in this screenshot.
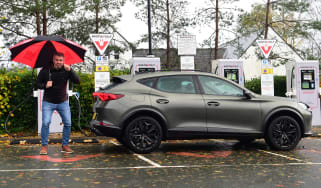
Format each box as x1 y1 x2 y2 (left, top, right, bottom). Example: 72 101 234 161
53 55 64 70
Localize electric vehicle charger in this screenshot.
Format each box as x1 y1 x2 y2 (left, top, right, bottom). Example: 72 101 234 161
70 91 90 137
4 70 90 138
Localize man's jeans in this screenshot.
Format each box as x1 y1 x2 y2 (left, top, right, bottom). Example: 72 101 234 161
41 101 71 146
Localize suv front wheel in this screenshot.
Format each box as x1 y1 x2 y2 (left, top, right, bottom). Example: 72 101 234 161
265 116 301 150
124 116 163 154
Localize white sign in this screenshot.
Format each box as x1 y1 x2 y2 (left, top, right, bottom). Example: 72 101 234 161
261 59 274 96
95 72 110 91
256 40 276 58
90 34 113 55
131 57 161 75
96 56 109 66
178 35 197 55
180 56 194 70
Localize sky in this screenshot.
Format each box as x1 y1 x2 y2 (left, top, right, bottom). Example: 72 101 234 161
115 0 265 48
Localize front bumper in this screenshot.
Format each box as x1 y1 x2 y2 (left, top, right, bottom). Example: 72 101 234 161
89 119 121 138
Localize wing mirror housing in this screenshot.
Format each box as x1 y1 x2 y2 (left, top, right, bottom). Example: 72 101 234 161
244 90 253 99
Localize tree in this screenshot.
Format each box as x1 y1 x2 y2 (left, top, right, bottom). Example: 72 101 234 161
55 0 129 71
131 0 191 69
193 0 242 60
0 0 76 45
236 0 320 61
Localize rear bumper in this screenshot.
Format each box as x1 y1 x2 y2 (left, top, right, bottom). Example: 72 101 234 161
89 119 121 137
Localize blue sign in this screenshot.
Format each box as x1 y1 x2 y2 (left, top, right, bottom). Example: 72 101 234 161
96 56 102 62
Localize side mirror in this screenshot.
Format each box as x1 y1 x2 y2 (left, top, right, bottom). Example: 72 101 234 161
244 90 252 99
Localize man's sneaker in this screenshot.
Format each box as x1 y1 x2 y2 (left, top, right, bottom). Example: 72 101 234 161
40 146 48 155
61 145 74 154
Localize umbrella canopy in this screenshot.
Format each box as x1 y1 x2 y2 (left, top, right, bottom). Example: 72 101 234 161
10 35 86 68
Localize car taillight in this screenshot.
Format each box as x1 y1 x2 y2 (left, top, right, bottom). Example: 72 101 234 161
92 92 124 101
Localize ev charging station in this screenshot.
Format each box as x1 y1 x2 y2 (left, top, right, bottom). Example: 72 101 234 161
130 56 161 75
211 59 244 86
286 61 321 126
34 69 76 133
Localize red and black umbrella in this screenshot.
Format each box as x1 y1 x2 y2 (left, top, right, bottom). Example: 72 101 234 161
10 35 86 68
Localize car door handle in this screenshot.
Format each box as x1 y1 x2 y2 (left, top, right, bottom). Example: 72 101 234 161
207 101 220 106
156 99 169 104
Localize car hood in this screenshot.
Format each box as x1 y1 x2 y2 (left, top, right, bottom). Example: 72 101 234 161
254 95 297 102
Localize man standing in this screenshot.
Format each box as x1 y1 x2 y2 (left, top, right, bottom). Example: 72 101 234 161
36 52 80 155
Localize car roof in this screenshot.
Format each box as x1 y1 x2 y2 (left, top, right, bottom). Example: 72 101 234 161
115 71 220 81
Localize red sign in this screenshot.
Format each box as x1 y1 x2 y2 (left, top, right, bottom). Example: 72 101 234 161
90 34 113 55
256 40 276 58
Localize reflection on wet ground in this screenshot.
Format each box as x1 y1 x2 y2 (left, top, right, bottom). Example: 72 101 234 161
0 138 321 187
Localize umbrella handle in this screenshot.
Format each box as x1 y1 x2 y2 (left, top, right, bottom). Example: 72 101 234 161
49 69 51 81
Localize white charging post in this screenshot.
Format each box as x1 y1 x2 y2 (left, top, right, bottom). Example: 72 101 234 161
286 61 321 126
34 69 74 133
130 56 161 75
211 59 245 87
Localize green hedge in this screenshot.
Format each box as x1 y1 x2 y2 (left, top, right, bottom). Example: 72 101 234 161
0 68 129 135
245 76 287 97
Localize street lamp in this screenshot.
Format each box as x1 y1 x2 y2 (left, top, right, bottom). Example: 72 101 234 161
147 0 152 55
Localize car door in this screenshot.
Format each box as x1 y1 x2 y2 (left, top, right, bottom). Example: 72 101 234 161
197 75 262 134
149 75 207 138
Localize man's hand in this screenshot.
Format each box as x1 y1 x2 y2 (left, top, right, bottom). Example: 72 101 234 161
64 64 71 71
46 81 53 88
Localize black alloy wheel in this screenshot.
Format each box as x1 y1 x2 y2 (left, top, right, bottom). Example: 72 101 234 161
265 116 301 150
124 116 162 154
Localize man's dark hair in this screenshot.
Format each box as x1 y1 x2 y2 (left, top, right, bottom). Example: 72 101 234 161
53 51 64 58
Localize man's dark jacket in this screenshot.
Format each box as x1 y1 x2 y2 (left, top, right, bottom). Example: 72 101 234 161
36 66 80 104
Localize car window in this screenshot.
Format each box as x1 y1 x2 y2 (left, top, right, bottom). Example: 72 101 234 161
199 76 243 96
156 76 196 94
137 77 156 88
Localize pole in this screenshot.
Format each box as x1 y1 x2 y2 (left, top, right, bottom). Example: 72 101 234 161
214 0 218 59
147 0 152 55
264 0 270 39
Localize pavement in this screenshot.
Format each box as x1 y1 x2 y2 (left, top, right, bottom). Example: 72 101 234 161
0 126 320 145
1 137 321 187
312 126 321 136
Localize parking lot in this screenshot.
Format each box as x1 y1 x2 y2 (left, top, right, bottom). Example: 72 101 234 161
1 137 321 188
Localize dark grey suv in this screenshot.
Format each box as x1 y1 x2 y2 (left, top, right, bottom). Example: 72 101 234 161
90 71 312 153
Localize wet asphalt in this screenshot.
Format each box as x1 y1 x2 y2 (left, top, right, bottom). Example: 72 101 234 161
1 138 321 188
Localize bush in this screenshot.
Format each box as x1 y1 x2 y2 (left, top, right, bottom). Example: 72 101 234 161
245 76 286 97
0 68 130 134
0 68 37 134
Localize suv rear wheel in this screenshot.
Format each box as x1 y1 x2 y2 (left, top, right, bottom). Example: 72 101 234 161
124 116 162 154
265 116 301 150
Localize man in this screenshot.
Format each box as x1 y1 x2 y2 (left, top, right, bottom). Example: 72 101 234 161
36 52 80 155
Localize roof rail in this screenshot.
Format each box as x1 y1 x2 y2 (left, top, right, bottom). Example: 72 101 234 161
133 69 211 75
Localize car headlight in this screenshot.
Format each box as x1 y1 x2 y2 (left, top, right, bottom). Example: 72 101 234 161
298 102 311 112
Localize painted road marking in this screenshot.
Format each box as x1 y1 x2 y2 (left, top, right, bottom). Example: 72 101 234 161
168 151 232 158
2 162 321 172
257 149 309 163
21 154 104 162
110 140 161 167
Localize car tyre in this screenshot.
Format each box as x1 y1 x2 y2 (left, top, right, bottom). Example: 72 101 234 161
265 116 301 150
124 116 162 154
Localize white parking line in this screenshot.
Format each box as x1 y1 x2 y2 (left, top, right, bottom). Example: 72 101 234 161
306 137 321 141
110 140 161 167
1 162 321 172
257 149 309 163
